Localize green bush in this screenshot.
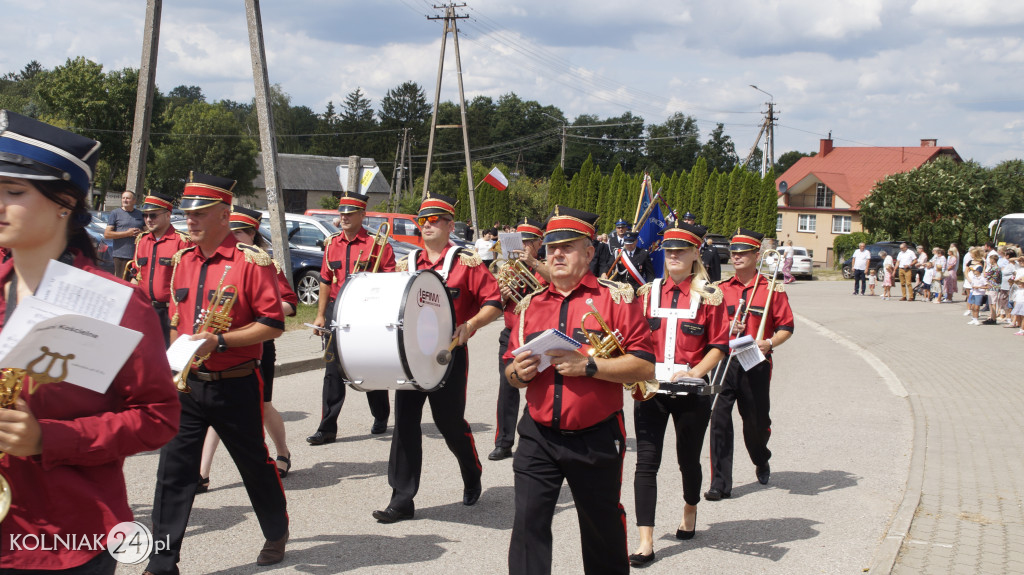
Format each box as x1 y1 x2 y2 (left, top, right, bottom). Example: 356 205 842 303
833 232 874 268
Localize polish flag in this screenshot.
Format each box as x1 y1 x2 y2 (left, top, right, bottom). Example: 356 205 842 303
482 167 508 191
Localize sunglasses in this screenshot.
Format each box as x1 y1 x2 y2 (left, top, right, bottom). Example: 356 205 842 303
143 212 162 219
417 215 451 226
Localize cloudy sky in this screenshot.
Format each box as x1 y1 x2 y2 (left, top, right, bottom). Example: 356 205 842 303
3 0 1022 167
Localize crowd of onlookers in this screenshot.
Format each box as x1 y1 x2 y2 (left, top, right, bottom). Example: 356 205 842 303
850 241 1024 334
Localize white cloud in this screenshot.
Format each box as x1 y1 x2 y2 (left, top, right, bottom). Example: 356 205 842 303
910 0 1024 27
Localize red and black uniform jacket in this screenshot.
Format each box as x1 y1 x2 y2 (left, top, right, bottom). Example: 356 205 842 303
319 228 396 302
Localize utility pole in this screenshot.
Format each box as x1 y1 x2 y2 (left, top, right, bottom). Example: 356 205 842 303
125 0 161 202
560 124 566 170
245 0 291 282
423 3 479 239
750 84 777 177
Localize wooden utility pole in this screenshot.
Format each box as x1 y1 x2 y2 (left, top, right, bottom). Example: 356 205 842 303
423 3 479 239
125 0 161 200
244 0 291 281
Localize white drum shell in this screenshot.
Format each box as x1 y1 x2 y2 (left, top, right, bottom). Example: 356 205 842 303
333 270 455 391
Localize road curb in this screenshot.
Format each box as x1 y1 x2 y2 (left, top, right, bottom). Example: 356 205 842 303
793 312 923 574
274 357 323 378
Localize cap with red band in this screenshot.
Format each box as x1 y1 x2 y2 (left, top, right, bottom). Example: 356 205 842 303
517 217 544 240
661 223 706 249
418 192 457 218
141 193 174 213
180 171 235 211
230 206 262 230
338 191 369 214
543 205 598 245
729 227 764 252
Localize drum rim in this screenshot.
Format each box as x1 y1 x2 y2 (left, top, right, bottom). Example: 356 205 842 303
397 269 457 391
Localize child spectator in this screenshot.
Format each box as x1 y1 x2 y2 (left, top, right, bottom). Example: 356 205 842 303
930 247 946 303
967 265 987 325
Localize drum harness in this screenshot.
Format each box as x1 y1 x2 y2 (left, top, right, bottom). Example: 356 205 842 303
648 278 712 396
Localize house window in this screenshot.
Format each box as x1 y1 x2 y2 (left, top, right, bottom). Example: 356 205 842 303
798 214 816 233
832 215 852 234
776 214 783 232
815 183 833 208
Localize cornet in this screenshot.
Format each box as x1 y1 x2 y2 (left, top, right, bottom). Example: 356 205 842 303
173 267 237 393
581 299 659 401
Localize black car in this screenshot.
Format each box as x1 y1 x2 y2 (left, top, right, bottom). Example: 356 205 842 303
841 241 916 281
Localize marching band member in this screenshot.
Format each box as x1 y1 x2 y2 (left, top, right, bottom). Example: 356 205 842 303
628 223 728 567
308 190 394 444
197 206 298 490
489 217 546 462
705 228 794 502
129 192 191 347
372 192 501 523
146 173 289 573
505 206 655 575
0 111 179 573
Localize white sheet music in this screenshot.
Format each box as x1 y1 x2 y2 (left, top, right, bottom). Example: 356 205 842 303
729 335 766 370
497 232 524 260
36 259 133 324
166 336 206 373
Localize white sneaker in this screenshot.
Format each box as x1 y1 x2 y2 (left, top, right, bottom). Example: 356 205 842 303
968 319 981 325
963 310 972 316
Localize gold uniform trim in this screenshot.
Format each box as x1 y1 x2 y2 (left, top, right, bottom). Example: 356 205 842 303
693 278 724 306
597 278 635 304
396 256 409 272
237 243 273 266
458 249 482 267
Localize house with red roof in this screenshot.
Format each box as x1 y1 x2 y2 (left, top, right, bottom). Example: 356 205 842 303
775 137 961 266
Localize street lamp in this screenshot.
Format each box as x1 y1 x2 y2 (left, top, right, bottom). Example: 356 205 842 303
749 85 776 176
540 111 567 170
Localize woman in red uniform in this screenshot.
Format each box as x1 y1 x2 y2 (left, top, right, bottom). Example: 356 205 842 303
198 206 298 489
629 223 728 567
0 111 180 573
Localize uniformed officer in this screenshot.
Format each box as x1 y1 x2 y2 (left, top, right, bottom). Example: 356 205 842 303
628 223 728 567
489 217 546 461
372 192 502 523
308 190 394 445
505 206 656 575
130 193 191 347
705 228 794 501
607 217 631 252
609 231 655 289
146 173 289 574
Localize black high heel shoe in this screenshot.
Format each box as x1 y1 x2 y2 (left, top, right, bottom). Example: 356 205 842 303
676 508 696 540
628 551 655 567
196 476 210 494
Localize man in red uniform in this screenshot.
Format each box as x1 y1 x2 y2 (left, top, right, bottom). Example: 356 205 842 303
505 206 656 575
705 228 794 501
308 190 395 444
489 217 546 461
372 192 502 523
145 172 289 574
131 192 191 347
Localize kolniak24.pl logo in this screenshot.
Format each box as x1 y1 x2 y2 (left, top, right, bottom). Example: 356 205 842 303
9 522 169 565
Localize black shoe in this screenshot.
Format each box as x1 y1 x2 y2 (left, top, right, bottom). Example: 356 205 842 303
488 446 513 461
756 463 771 485
196 475 209 494
372 506 414 523
370 419 388 434
676 508 697 540
703 488 730 501
463 483 482 506
628 551 656 567
306 432 336 446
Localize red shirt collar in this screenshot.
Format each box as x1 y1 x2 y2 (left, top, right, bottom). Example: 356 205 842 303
545 271 600 298
662 274 693 296
337 228 370 245
195 233 238 262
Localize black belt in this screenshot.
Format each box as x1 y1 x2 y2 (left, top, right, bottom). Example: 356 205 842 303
539 411 620 436
151 301 168 309
191 360 259 382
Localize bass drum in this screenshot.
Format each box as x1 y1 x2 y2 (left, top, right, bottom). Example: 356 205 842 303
333 270 456 391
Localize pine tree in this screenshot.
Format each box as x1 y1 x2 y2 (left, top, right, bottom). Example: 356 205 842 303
689 158 710 224
584 166 603 211
548 165 567 212
710 171 729 234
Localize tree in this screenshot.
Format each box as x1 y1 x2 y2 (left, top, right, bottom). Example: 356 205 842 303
378 81 431 143
646 113 701 175
699 123 738 173
0 60 48 116
775 150 815 175
168 85 205 104
991 159 1024 215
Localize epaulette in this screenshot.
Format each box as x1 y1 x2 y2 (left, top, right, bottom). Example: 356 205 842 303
635 283 653 298
694 278 724 305
326 230 342 241
134 232 146 246
170 245 196 267
458 249 482 267
169 246 198 305
773 282 786 293
396 256 409 272
272 259 282 274
175 229 192 243
597 278 635 304
237 243 274 266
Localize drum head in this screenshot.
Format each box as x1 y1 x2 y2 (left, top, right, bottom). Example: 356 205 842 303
398 270 456 390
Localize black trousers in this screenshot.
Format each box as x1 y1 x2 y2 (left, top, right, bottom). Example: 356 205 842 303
146 371 288 575
509 411 628 575
633 392 712 525
153 303 171 349
708 360 772 494
0 550 116 575
386 344 481 513
316 298 390 435
494 327 521 449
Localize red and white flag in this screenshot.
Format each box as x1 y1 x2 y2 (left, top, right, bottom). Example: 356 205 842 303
482 167 508 191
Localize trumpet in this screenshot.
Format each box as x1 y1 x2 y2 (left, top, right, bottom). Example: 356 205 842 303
353 222 390 274
173 267 237 393
581 299 659 401
495 259 542 305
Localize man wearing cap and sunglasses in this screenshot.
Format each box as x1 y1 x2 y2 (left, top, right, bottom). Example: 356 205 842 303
129 193 191 347
704 228 794 502
504 205 656 575
146 172 290 573
308 191 394 445
372 192 502 524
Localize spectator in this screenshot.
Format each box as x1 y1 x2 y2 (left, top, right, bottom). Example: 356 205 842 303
464 221 474 242
896 243 917 301
998 248 1017 323
913 245 928 287
780 240 795 284
104 190 144 278
929 247 945 303
967 265 987 325
944 244 959 303
983 252 1002 324
850 242 868 295
476 228 497 265
881 250 894 300
919 257 935 301
1011 256 1024 335
962 247 983 315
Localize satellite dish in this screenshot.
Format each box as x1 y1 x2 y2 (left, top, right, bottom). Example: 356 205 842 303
778 181 789 194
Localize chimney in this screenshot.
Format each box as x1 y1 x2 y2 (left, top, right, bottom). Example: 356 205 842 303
920 138 937 147
819 138 833 156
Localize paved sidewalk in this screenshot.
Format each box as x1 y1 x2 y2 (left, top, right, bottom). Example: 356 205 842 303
790 282 1024 574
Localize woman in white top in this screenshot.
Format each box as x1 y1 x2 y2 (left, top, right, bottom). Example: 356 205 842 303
944 244 959 302
930 248 946 303
881 250 895 300
780 240 795 284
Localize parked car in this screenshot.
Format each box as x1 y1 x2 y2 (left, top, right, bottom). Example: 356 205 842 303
83 225 114 274
841 241 916 281
788 246 813 278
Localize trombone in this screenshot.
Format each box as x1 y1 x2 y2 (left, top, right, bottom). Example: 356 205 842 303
581 299 659 401
353 222 391 274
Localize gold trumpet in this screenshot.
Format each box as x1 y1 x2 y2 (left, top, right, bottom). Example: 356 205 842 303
581 299 659 401
173 267 237 393
353 222 391 274
0 348 75 521
495 259 542 304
